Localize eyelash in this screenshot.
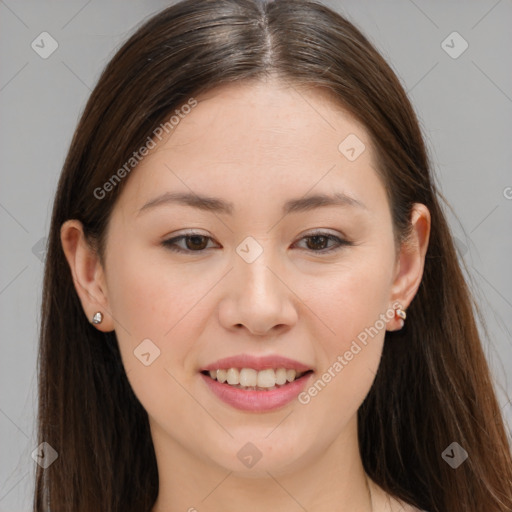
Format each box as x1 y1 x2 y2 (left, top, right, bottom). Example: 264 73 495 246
161 231 353 255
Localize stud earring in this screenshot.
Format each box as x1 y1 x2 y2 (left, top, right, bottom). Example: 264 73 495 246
395 308 406 329
91 311 103 325
396 308 406 321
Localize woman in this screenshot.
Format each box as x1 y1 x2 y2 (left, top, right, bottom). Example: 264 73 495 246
35 0 512 511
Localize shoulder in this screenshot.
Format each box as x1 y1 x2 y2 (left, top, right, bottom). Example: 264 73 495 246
367 478 427 512
390 497 427 512
397 504 427 512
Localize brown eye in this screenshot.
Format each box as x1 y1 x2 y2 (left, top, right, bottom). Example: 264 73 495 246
305 235 330 251
184 235 210 251
294 232 353 254
162 233 217 253
162 231 353 255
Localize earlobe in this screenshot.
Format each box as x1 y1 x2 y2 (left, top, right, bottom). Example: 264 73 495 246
60 220 115 332
388 203 431 330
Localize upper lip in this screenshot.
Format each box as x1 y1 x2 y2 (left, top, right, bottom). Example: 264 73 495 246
200 354 312 372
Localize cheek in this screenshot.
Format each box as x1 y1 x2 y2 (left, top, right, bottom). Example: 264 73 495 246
312 254 394 346
104 245 221 393
300 251 394 414
104 250 202 415
106 245 205 337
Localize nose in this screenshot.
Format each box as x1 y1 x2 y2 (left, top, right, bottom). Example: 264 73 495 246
218 247 298 337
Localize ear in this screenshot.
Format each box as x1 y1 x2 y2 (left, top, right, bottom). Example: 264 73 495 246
388 203 431 330
60 219 115 332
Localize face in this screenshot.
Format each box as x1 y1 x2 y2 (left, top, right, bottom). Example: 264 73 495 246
98 79 402 475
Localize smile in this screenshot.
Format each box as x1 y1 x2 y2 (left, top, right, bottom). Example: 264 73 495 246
200 368 314 412
202 367 310 390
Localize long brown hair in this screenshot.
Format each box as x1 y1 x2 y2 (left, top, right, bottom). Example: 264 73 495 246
35 0 512 510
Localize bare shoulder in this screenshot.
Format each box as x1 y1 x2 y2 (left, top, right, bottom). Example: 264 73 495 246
387 492 425 512
392 501 425 512
367 478 426 512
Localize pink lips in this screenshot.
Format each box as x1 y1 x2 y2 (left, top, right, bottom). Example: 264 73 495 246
199 354 314 412
200 372 313 412
200 354 312 373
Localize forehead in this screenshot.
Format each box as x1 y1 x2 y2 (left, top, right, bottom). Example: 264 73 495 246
115 79 385 217
161 79 370 162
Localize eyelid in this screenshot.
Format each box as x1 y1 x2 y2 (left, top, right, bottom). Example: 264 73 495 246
161 229 353 254
164 229 209 238
292 230 352 253
161 230 218 253
299 228 344 238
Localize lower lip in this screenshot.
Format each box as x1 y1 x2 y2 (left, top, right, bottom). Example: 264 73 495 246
200 372 313 412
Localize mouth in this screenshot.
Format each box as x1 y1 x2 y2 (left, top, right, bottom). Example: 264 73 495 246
199 367 314 412
200 368 314 391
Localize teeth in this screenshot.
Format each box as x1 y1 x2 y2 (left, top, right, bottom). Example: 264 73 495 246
286 369 296 382
240 368 258 387
275 368 287 385
205 367 307 389
226 368 239 385
257 369 275 388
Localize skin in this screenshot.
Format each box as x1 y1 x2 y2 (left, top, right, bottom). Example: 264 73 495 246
61 79 430 512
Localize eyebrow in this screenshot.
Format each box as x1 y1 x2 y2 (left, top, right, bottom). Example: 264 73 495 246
137 191 367 217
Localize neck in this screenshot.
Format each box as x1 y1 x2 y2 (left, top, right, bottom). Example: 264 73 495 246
150 415 374 512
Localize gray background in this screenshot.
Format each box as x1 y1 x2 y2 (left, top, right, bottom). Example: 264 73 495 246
1 1 511 509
